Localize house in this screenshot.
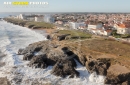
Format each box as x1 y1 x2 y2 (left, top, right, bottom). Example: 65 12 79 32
104 29 112 36
69 22 86 29
89 27 112 36
116 23 130 34
88 23 103 30
55 20 63 25
88 25 97 30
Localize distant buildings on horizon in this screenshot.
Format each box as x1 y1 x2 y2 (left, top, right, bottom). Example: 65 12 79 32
7 13 130 36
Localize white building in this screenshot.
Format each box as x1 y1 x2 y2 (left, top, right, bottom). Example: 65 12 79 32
88 25 97 30
116 24 130 34
90 29 112 36
88 23 103 30
69 22 86 29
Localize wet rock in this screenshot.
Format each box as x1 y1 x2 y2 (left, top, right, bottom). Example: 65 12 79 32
75 54 87 66
23 53 34 60
47 48 76 67
86 58 110 76
71 50 87 66
18 45 42 55
51 59 79 78
28 54 48 68
18 48 24 55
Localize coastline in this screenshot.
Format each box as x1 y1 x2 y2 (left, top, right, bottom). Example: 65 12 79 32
3 18 55 35
2 19 130 85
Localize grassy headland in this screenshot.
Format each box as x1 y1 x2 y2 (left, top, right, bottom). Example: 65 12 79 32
4 18 55 29
51 30 130 70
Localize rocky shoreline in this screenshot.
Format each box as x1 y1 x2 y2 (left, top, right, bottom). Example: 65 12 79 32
17 33 130 85
3 19 130 85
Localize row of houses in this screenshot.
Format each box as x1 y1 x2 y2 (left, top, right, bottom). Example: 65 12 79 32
87 24 112 36
68 21 112 36
68 20 130 36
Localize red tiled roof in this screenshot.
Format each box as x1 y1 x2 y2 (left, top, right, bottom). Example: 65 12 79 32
118 24 126 28
106 30 112 33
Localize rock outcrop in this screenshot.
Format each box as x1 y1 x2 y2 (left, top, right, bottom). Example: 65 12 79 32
86 58 110 76
105 64 130 85
51 59 79 78
17 37 130 84
57 34 70 41
28 54 48 69
18 40 79 78
23 53 34 60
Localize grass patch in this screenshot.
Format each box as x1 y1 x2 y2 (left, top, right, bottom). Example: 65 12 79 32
58 30 92 39
26 21 54 28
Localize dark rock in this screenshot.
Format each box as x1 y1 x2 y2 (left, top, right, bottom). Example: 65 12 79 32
51 59 79 78
57 34 70 41
28 54 48 69
17 48 24 55
75 54 87 66
28 25 35 28
47 48 77 67
18 45 42 55
72 50 87 66
86 58 110 76
46 35 51 40
23 53 34 60
33 26 41 29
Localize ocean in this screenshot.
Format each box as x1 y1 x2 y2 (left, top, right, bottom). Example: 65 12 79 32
0 20 105 85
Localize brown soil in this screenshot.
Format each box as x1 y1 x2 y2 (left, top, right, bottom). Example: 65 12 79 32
108 64 130 75
0 77 11 85
54 38 130 71
43 29 55 35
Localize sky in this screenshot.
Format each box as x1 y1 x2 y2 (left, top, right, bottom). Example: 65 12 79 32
0 0 130 12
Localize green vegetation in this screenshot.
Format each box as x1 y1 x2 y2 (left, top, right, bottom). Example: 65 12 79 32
58 30 92 39
111 30 130 38
4 18 54 29
26 21 54 28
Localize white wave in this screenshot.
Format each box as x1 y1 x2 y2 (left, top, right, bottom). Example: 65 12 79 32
0 20 105 85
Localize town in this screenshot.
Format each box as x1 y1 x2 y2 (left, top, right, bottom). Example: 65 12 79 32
7 13 130 41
